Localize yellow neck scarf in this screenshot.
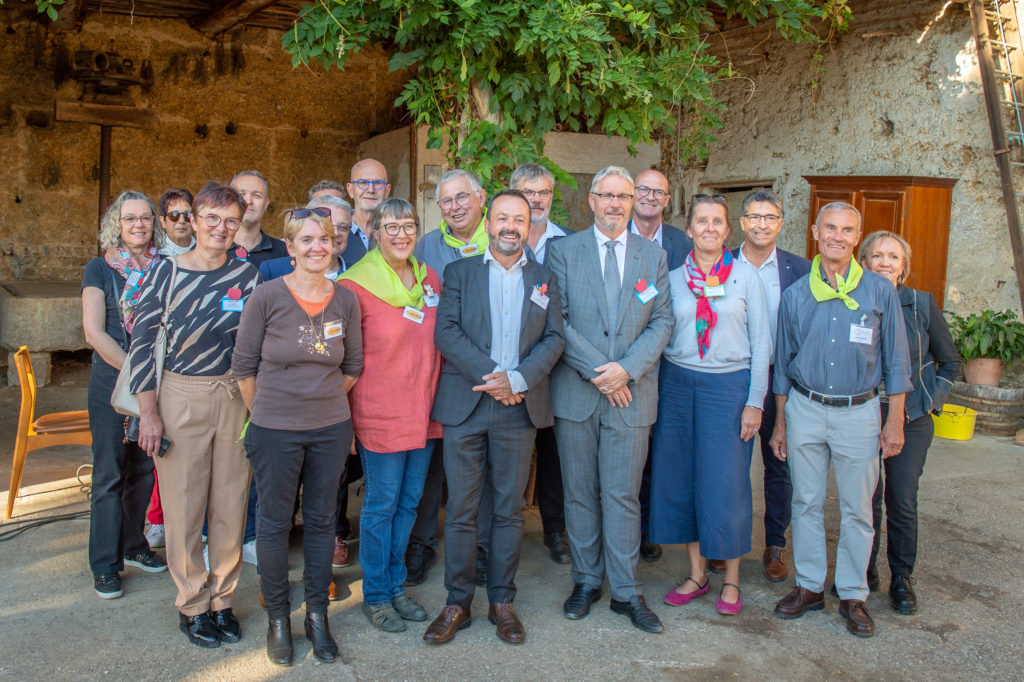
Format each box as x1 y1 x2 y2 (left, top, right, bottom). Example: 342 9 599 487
808 255 862 310
440 211 488 255
339 247 428 309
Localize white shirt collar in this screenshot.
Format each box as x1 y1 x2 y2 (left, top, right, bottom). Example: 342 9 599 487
594 226 628 249
738 241 778 267
483 247 528 271
629 220 663 246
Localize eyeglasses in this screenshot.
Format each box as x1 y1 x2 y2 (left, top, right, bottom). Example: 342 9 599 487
164 210 191 222
289 207 331 220
742 213 781 225
636 186 668 199
380 222 417 237
351 179 388 191
199 213 241 229
332 223 351 233
439 192 475 210
590 192 633 203
120 214 155 225
519 189 552 200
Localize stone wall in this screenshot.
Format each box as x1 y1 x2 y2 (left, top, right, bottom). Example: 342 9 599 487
0 12 405 281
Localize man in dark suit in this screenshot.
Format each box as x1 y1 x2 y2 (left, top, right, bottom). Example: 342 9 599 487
423 190 565 646
548 166 673 634
627 168 694 562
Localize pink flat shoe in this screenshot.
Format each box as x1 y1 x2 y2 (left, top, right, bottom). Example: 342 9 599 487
664 577 710 606
716 582 742 615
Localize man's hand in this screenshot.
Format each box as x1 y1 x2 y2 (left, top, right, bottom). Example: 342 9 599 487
880 418 905 459
769 423 787 461
739 406 762 442
473 371 516 402
604 385 632 407
591 362 631 396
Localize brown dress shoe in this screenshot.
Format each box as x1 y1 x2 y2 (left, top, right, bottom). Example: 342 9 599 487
332 538 350 568
707 559 726 573
773 586 825 619
328 580 340 601
423 605 472 644
839 599 875 638
488 603 525 644
762 546 788 582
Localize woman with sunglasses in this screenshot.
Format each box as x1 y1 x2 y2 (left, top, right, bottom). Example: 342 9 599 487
82 190 169 599
649 194 771 616
157 188 195 257
127 182 260 649
232 207 363 665
339 198 443 633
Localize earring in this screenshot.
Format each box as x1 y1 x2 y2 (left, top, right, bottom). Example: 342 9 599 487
290 257 296 267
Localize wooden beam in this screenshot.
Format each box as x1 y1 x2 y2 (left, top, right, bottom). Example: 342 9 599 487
55 100 156 129
52 0 86 31
190 0 280 34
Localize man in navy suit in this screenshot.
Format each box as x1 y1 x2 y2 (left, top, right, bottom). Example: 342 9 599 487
729 189 810 582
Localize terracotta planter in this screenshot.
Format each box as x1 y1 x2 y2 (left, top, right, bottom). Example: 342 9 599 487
963 358 1003 386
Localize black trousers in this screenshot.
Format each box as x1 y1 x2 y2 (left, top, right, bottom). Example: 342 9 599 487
870 408 933 577
758 364 792 548
409 441 445 549
534 425 566 535
247 420 351 619
87 360 153 576
335 453 362 539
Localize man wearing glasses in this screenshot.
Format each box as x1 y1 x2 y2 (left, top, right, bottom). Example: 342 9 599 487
510 163 569 265
414 169 489 285
547 166 672 633
229 170 288 269
345 159 391 266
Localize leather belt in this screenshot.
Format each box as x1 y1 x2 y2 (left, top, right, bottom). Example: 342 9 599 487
792 383 877 408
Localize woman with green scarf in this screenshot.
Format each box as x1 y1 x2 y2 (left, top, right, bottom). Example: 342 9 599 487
339 197 444 633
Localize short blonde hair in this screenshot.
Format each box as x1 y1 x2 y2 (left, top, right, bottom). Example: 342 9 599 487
857 230 912 284
98 191 166 250
281 207 333 243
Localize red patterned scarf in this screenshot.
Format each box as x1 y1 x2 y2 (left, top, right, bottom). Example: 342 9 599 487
683 247 734 358
103 242 160 333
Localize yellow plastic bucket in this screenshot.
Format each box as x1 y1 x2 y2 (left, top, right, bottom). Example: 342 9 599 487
932 404 977 440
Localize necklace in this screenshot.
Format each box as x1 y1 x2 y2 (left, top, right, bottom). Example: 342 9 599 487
305 305 327 352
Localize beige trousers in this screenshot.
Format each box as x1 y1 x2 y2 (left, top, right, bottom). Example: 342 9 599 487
154 371 251 616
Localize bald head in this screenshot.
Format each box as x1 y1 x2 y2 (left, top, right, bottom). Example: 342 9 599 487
347 158 391 219
633 169 671 223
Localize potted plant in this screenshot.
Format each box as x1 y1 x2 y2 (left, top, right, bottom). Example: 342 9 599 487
945 309 1024 386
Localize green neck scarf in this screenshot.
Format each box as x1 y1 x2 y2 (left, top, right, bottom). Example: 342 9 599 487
809 255 862 310
340 247 428 309
440 210 488 256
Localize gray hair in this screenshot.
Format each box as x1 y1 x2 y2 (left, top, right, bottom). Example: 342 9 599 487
307 179 346 201
308 194 352 214
590 166 634 193
231 169 269 194
98 190 166 250
741 189 783 216
509 163 554 190
815 201 862 229
372 197 419 233
435 169 483 203
857 230 912 284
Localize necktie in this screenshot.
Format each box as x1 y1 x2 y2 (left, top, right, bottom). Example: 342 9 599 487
604 240 620 331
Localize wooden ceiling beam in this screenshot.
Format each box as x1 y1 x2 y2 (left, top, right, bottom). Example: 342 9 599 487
191 0 281 34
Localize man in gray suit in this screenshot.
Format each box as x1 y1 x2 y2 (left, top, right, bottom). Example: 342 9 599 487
423 190 565 645
547 166 673 633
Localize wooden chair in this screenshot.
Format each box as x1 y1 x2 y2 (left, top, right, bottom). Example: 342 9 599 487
4 346 91 519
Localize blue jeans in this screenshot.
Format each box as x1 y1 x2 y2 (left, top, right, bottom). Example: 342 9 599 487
359 441 434 605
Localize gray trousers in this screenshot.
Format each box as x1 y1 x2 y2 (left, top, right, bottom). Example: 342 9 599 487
786 391 881 601
555 401 649 601
442 398 534 609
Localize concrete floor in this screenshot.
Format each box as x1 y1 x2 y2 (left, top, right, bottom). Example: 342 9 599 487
1 364 1023 680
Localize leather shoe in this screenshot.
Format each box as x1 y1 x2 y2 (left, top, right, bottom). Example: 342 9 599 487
563 583 601 620
889 575 918 615
762 546 788 582
179 612 220 648
488 603 525 644
706 559 726 573
830 564 881 597
544 532 571 564
423 605 472 644
211 607 241 643
639 535 662 562
266 617 293 666
610 595 664 633
332 537 351 568
839 599 875 638
305 612 338 662
404 543 436 586
475 546 488 586
773 586 825 619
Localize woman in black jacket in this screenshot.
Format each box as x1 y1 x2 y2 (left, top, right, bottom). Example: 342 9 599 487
858 231 960 616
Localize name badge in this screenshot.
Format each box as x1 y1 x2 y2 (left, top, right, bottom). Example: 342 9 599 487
126 269 142 288
221 297 244 312
530 288 550 310
323 320 344 339
403 306 425 324
423 284 440 307
850 324 873 344
459 244 480 257
703 284 725 298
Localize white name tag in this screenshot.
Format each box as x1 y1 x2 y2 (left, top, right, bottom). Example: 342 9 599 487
636 285 659 304
849 324 873 345
403 306 425 324
221 297 244 312
424 294 440 308
459 244 480 257
530 289 550 309
126 269 142 288
323 320 344 339
703 284 725 298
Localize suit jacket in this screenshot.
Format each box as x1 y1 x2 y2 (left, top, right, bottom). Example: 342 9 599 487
662 223 693 271
731 245 810 292
341 228 369 266
431 254 565 429
547 229 673 427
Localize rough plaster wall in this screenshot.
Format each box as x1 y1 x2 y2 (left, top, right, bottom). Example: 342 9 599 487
680 7 1013 315
0 13 405 281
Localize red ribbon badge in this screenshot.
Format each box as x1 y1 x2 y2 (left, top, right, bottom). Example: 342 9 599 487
539 283 548 296
635 279 648 293
234 247 248 260
227 287 242 301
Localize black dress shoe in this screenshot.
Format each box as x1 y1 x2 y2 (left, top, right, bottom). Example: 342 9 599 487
267 617 293 666
211 607 241 643
889 575 918 615
305 612 338 663
476 546 489 586
544 532 572 565
639 535 662 563
180 612 220 648
563 583 602 620
404 543 436 586
610 595 664 633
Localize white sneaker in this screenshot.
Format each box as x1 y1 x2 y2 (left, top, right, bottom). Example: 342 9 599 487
203 545 210 572
242 540 258 567
145 523 165 549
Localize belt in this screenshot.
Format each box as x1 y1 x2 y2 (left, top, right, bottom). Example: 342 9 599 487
792 383 877 408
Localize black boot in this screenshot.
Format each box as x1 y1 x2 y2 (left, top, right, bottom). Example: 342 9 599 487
305 611 338 663
889 574 918 615
266 617 293 666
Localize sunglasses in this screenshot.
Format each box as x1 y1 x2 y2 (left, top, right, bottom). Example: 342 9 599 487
289 206 332 220
164 210 191 222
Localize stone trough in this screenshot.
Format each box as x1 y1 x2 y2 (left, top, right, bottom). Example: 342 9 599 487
0 282 87 386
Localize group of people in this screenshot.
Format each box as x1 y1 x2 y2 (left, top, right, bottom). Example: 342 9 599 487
81 156 958 665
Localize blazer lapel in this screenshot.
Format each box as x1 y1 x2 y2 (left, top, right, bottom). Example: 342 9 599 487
519 259 536 338
473 256 492 341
